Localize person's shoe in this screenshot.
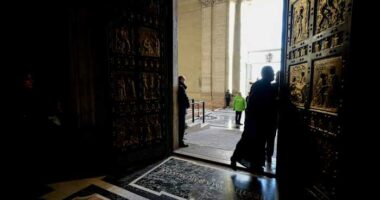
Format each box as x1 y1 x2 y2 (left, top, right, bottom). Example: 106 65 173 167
179 142 188 147
250 166 264 174
230 157 237 171
238 123 243 125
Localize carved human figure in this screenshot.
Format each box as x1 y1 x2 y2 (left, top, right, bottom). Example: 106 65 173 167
153 117 162 139
315 73 329 106
143 38 154 56
154 35 160 56
322 39 330 50
326 67 339 108
144 117 153 142
314 42 321 52
295 5 305 42
290 76 298 102
115 28 131 54
116 78 127 101
143 74 149 99
332 34 340 47
301 47 306 56
336 0 346 23
318 0 338 31
296 71 307 103
126 77 136 99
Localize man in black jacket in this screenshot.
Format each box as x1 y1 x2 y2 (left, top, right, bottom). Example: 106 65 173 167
231 66 277 173
178 75 190 147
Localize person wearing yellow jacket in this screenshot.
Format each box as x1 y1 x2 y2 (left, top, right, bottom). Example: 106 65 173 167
233 92 246 125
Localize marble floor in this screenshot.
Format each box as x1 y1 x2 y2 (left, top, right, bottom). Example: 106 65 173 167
42 176 148 200
177 108 277 174
42 156 278 200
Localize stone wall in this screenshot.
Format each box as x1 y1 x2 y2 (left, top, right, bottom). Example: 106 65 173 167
179 0 229 109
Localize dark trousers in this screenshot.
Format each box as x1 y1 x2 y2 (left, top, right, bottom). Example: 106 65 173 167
266 129 277 159
226 99 230 107
231 129 267 168
235 111 242 124
179 110 186 144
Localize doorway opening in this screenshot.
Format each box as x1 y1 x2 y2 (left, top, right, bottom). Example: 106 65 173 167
174 0 284 175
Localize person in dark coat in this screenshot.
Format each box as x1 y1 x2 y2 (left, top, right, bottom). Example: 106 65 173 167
178 75 190 147
225 89 232 108
265 71 281 164
230 66 277 173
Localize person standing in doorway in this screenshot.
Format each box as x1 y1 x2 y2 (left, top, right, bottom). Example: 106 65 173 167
233 92 246 125
178 75 190 147
230 66 277 173
266 71 280 164
225 89 232 108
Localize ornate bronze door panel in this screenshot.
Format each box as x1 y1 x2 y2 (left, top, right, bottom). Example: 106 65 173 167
284 0 353 198
107 0 172 165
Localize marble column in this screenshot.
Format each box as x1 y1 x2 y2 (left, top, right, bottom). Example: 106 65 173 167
232 0 241 95
178 0 202 99
200 3 212 103
200 0 228 108
211 1 228 108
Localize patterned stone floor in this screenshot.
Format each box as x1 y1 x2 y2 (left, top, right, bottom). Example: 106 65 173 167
122 157 277 200
177 108 277 174
64 185 129 200
42 156 278 200
42 109 279 199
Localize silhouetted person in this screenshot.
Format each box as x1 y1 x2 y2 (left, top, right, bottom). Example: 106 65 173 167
233 92 246 125
178 75 190 147
246 91 250 103
14 72 49 197
225 89 231 108
265 71 280 164
231 66 277 173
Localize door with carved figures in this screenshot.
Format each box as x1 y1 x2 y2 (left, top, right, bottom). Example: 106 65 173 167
283 0 353 198
107 0 173 166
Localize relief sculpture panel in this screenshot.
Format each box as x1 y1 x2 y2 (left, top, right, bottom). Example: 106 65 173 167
140 115 162 144
111 72 137 102
284 0 352 198
315 0 348 34
113 117 139 150
139 27 160 57
141 73 161 100
291 0 310 45
106 1 170 161
311 57 342 113
111 27 132 55
289 63 309 107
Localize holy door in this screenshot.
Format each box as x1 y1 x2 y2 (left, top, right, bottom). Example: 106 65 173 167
107 0 173 166
283 0 353 198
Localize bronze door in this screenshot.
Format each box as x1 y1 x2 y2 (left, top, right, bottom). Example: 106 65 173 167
107 1 172 165
283 0 353 198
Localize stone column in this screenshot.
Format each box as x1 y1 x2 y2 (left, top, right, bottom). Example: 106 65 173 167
200 3 212 103
173 0 179 148
211 1 228 108
232 0 241 94
200 0 228 109
178 0 202 99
